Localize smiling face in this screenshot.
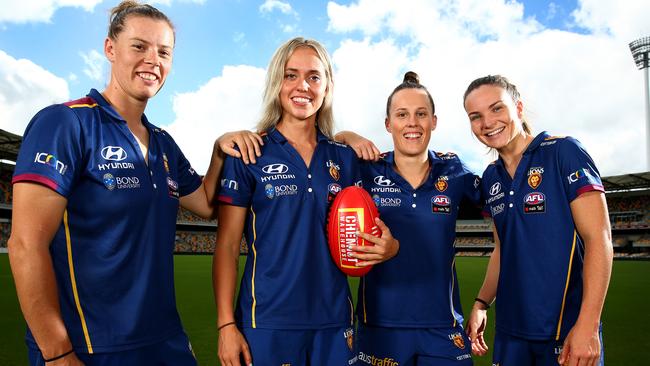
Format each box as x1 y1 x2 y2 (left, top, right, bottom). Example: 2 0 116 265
464 84 525 151
386 88 437 158
279 46 328 124
104 15 174 103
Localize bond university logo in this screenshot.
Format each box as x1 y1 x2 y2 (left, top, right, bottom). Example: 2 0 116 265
101 146 127 161
264 184 274 199
103 173 116 190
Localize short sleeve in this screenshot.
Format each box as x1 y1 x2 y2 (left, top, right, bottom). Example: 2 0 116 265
12 105 84 197
558 137 604 202
461 161 482 206
217 155 255 207
173 143 202 197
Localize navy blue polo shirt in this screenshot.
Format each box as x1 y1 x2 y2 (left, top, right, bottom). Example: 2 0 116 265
13 89 202 353
358 151 481 328
218 128 361 329
481 131 604 340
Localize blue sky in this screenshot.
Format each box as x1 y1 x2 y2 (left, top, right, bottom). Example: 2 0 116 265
1 0 650 176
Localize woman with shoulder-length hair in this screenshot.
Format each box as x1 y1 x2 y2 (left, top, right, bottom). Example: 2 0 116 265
8 1 255 365
463 75 613 366
213 36 398 365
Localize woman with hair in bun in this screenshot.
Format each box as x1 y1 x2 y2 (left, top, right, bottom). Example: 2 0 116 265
213 37 399 365
8 1 257 365
336 71 480 365
463 75 612 366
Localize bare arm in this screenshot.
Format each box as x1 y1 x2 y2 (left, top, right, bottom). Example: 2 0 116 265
180 131 263 219
213 204 251 366
466 223 500 356
334 131 381 161
8 183 83 364
559 191 613 366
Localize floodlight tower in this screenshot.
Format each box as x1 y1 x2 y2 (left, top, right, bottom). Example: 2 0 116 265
629 36 650 171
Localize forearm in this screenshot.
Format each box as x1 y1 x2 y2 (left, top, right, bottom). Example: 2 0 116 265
476 246 499 305
8 238 73 357
577 237 613 329
213 241 240 324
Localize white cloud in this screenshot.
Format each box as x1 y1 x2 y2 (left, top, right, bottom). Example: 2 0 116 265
80 49 106 82
572 0 650 40
259 0 297 16
0 50 69 135
325 0 650 176
165 65 266 173
0 0 102 23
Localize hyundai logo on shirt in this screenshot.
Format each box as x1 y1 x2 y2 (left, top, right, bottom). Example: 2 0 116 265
262 163 289 174
101 146 128 161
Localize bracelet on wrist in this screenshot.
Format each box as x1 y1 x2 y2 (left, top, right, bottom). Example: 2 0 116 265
474 297 491 310
217 321 237 331
43 349 74 363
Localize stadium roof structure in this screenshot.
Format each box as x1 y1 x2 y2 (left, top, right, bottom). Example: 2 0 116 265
602 172 650 193
0 129 22 163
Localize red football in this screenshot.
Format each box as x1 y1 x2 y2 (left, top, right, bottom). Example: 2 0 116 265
327 186 381 277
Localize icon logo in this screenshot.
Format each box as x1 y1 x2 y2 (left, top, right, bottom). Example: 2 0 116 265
101 146 127 161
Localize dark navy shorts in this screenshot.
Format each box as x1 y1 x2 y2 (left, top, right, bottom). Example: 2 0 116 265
493 329 604 366
27 331 197 366
241 325 356 365
356 324 473 366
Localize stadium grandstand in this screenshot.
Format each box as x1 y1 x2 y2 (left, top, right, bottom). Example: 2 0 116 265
0 128 649 258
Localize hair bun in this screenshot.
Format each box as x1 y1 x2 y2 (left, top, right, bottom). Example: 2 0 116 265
403 71 419 85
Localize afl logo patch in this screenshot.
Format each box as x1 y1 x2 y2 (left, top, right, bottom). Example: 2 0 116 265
327 183 342 203
103 173 116 190
431 195 451 214
524 192 546 213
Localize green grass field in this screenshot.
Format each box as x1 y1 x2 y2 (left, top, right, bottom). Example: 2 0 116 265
1 255 648 365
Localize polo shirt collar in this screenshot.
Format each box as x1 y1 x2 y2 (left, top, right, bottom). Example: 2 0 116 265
88 88 154 129
267 126 329 144
494 131 549 170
